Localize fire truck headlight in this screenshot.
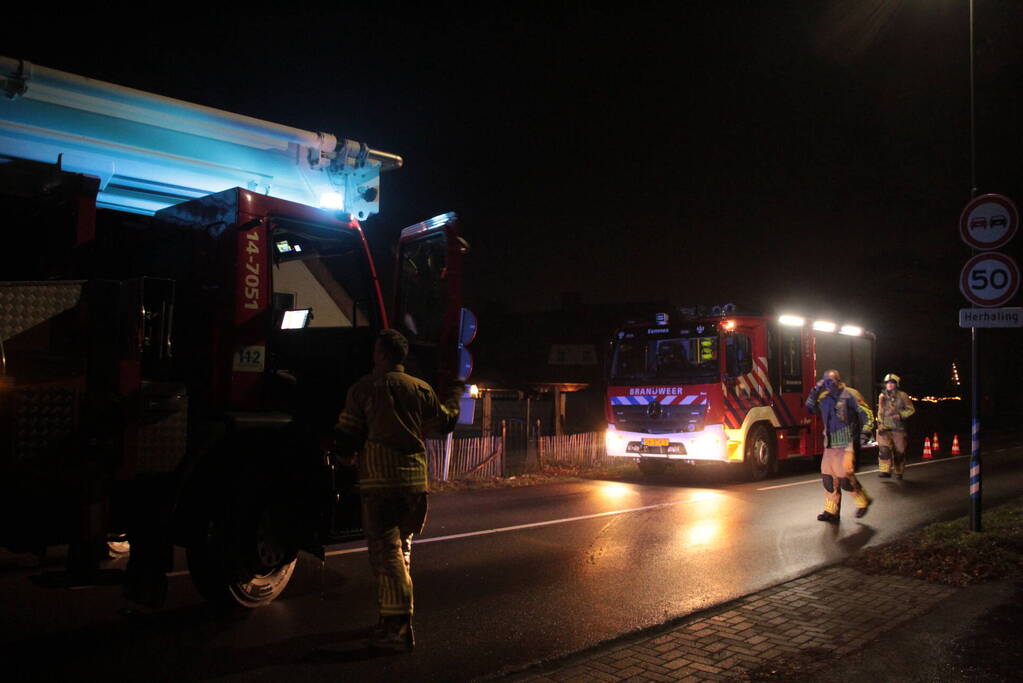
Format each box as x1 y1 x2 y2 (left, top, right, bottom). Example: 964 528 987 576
605 428 626 451
690 433 724 458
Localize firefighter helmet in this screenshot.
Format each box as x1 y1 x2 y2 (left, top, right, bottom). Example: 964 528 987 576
884 373 901 386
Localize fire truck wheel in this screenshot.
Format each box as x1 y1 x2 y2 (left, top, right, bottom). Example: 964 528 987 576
186 502 298 609
746 424 776 481
638 458 669 477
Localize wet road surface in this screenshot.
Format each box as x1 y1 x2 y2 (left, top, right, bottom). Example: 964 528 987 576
3 445 1022 681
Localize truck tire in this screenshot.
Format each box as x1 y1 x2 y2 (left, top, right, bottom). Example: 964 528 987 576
638 458 669 477
186 500 297 609
746 424 776 481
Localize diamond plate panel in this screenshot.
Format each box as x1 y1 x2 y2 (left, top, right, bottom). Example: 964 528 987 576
12 384 77 462
0 282 84 342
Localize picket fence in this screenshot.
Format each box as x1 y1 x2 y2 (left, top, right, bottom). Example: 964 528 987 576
425 430 610 481
425 435 504 481
538 431 613 468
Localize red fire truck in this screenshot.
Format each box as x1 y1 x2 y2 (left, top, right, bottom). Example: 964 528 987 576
604 307 875 480
0 57 472 608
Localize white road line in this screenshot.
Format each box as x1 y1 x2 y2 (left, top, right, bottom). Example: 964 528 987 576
162 451 1011 577
324 498 702 557
163 497 703 574
756 455 972 491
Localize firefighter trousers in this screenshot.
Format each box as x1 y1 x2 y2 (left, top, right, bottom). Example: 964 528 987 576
362 491 429 617
877 429 907 475
820 446 870 516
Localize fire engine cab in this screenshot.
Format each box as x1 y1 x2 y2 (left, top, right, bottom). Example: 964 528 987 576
604 307 876 480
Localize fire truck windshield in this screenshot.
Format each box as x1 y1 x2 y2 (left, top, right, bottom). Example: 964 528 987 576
270 222 376 329
610 330 719 384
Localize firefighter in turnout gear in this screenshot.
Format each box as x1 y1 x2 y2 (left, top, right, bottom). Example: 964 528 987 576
805 369 875 522
335 329 463 652
876 373 915 479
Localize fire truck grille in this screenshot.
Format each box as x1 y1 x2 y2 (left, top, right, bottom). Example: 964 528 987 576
612 404 707 434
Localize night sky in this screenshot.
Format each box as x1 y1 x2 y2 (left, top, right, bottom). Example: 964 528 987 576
7 2 1023 398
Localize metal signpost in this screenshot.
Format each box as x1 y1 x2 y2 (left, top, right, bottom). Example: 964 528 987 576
958 193 1019 532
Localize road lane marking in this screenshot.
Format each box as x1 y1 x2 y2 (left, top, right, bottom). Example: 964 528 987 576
324 498 701 557
162 495 714 575
756 455 972 491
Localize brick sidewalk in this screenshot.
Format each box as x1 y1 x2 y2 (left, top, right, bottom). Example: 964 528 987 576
512 567 957 682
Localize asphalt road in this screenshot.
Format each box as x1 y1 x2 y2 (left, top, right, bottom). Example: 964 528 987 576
3 444 1022 682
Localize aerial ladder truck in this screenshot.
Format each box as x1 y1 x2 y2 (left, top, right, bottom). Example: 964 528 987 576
0 56 474 608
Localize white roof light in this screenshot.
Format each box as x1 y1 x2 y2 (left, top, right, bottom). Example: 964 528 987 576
840 324 863 336
813 320 837 332
319 192 345 210
779 315 805 327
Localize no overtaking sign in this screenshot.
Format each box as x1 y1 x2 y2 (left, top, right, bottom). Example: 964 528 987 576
959 193 1018 250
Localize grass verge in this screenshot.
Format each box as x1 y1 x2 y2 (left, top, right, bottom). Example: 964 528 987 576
845 496 1023 586
429 463 639 493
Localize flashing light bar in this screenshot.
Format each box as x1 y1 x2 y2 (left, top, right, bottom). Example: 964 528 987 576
779 315 805 327
722 319 736 331
839 325 863 336
812 320 836 332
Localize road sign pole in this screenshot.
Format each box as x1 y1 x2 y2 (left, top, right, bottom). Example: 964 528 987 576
970 327 981 531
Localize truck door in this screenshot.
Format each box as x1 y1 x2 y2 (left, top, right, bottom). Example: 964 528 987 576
393 212 473 390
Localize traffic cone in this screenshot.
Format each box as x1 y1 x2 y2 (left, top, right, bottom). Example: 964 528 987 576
933 432 940 454
923 437 933 459
951 434 961 456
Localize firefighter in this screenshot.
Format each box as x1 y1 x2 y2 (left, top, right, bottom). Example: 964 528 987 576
335 329 463 653
805 369 875 522
876 373 915 479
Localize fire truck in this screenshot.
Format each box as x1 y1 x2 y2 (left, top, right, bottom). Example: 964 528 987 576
0 57 473 608
604 306 876 480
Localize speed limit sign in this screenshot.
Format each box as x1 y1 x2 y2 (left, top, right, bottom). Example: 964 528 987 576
960 252 1020 307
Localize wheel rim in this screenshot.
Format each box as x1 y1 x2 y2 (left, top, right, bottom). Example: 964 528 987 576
228 559 296 607
753 438 769 468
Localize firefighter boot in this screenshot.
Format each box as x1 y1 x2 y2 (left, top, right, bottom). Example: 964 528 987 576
370 615 415 653
855 491 873 519
878 444 893 478
817 499 840 523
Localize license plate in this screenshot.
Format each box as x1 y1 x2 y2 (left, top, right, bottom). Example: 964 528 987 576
643 438 669 447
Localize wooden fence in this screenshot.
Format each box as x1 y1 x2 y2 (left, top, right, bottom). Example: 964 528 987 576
426 434 504 481
426 430 611 481
538 431 612 469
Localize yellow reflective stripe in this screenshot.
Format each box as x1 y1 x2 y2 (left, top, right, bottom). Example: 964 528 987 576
359 441 428 491
824 500 839 514
338 411 364 432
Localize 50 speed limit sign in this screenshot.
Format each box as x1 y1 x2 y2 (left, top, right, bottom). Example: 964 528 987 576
960 252 1020 307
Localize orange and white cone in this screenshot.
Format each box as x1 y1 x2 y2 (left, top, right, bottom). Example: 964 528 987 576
951 434 961 456
923 437 933 459
933 433 940 454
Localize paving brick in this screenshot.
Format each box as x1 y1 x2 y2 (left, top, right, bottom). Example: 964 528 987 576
689 662 722 674
615 666 645 678
613 657 644 670
662 657 691 671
